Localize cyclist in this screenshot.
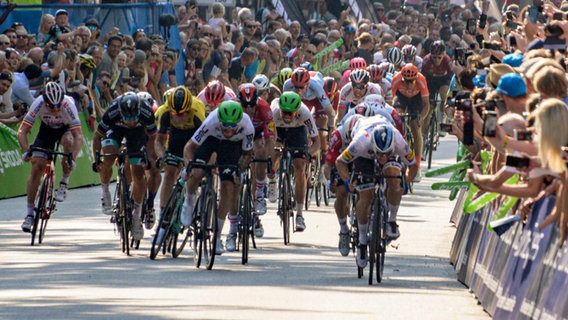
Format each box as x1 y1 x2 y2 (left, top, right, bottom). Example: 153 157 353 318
92 92 157 241
336 123 416 267
154 86 205 228
252 74 281 104
391 63 428 182
322 76 339 113
182 101 254 255
335 69 384 126
269 91 320 232
385 47 403 71
339 57 367 90
421 40 453 122
323 114 363 255
234 83 275 240
401 44 423 71
271 67 292 92
340 94 404 135
196 80 236 115
18 82 83 232
367 64 393 105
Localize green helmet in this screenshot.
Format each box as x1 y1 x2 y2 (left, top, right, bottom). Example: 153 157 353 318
279 92 302 113
278 67 292 85
217 100 243 125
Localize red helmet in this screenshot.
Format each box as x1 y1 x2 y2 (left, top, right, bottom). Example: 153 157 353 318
366 64 383 82
322 76 338 99
349 57 367 70
401 63 418 80
236 83 259 107
204 80 226 105
291 67 311 86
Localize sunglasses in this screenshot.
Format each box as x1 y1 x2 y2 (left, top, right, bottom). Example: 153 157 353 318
352 84 366 90
306 50 315 54
87 25 98 31
281 111 296 117
221 122 238 128
402 78 416 84
0 42 9 45
136 29 145 33
245 25 256 28
122 115 139 122
202 32 212 37
16 35 27 39
294 85 306 90
375 151 391 158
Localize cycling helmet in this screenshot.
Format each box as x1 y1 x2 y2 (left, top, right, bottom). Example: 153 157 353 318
168 86 193 114
252 74 270 91
366 64 383 82
349 69 370 84
370 125 395 155
378 61 395 75
43 81 64 107
162 87 176 103
204 80 226 105
299 61 314 71
340 114 364 144
401 44 417 59
217 100 243 125
401 63 418 80
430 40 446 55
236 83 259 107
364 94 385 108
349 57 367 70
386 47 403 66
78 54 97 70
137 91 154 106
322 76 338 99
278 67 293 85
291 67 311 87
279 91 302 113
119 92 141 120
355 102 374 117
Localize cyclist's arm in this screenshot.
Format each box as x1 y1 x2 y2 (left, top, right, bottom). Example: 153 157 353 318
335 152 352 182
16 122 31 152
70 126 83 161
421 95 430 122
308 135 320 156
183 139 199 165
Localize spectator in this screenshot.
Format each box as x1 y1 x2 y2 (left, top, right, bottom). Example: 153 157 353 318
228 47 257 89
339 25 357 60
98 35 123 94
231 29 244 57
11 63 42 107
203 28 228 83
14 29 29 55
114 51 130 96
44 10 77 47
84 18 101 43
241 20 256 52
4 48 21 73
208 3 228 40
92 71 113 117
0 72 23 125
184 38 200 93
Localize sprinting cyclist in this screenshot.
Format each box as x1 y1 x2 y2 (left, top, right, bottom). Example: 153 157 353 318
196 80 236 115
271 67 292 92
401 44 423 71
339 57 367 90
154 86 206 228
234 83 276 240
252 74 281 104
421 40 453 122
269 92 320 232
367 64 393 105
18 82 83 232
323 114 363 255
322 76 339 113
340 94 403 133
335 69 384 126
182 101 254 254
391 63 428 182
336 122 416 267
92 92 157 241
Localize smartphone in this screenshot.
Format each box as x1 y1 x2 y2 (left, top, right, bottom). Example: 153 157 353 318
226 24 231 33
505 20 519 30
514 129 533 141
482 110 497 137
455 47 467 65
440 123 453 133
457 98 472 112
508 34 517 48
482 41 501 50
479 13 487 29
528 6 540 24
467 18 477 34
506 154 530 168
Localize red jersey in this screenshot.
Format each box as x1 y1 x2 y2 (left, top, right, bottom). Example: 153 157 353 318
421 54 453 77
325 129 345 165
251 97 275 139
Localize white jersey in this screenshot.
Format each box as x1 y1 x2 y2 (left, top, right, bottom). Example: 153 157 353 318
339 121 415 166
191 109 254 152
341 101 397 127
282 77 331 108
338 82 383 110
270 99 318 138
373 79 392 104
23 95 81 130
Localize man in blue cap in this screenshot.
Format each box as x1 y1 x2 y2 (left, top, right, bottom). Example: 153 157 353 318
339 25 357 60
496 73 527 116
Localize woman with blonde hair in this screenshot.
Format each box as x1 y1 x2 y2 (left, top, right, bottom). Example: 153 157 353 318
37 14 55 46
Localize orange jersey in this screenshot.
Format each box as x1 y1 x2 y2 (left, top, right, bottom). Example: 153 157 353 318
391 72 429 99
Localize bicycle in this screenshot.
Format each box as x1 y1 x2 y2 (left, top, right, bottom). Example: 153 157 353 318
305 151 326 210
95 148 148 255
423 92 441 169
348 190 362 278
187 161 236 270
275 146 305 245
237 158 271 265
399 113 415 193
29 145 73 246
150 154 189 260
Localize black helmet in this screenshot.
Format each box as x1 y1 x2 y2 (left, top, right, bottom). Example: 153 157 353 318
119 92 141 120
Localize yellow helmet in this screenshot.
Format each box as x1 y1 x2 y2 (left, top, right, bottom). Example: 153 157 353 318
162 87 176 105
167 86 193 114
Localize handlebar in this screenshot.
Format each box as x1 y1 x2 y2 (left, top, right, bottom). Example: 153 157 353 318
29 146 74 167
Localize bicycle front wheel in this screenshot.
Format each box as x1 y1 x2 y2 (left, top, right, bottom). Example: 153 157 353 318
368 198 381 285
280 172 292 245
31 176 49 246
202 190 218 270
240 183 253 265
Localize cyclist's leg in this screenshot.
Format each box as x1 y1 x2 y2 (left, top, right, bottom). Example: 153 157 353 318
383 159 403 239
353 158 374 244
332 166 350 255
56 131 74 201
252 131 274 214
288 127 309 219
217 140 242 252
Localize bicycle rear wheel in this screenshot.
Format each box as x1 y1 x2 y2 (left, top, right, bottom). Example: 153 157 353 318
202 190 218 270
150 208 173 260
426 111 438 169
118 182 131 255
38 177 55 244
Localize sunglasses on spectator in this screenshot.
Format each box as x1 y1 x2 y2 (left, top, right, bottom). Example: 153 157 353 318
245 25 256 28
87 26 98 31
352 84 366 90
281 111 296 117
221 122 238 128
306 50 315 54
202 32 212 37
16 35 27 39
0 42 9 45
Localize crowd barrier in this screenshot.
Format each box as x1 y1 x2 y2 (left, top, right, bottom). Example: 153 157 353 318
449 189 568 319
0 113 105 199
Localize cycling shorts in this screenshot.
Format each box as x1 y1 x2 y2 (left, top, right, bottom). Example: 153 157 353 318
394 93 424 118
101 126 148 165
194 136 241 181
276 126 308 160
31 122 70 160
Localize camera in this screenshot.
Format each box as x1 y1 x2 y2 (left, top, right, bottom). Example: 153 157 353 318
479 14 487 29
514 129 533 141
482 110 497 137
440 123 453 133
159 13 178 27
482 41 501 51
505 20 519 30
466 18 477 35
454 47 472 66
505 154 530 168
456 98 472 112
485 98 504 112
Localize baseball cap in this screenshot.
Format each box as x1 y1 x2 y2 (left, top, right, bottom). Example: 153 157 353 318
496 73 527 97
344 25 356 33
55 9 68 16
85 18 100 29
501 53 523 67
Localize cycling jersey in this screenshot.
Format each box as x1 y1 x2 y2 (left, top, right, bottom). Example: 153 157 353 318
325 127 348 165
391 72 429 99
421 54 452 77
96 99 157 137
338 122 415 166
191 108 254 152
156 98 206 133
282 77 331 110
338 82 383 110
373 79 393 104
402 56 424 71
196 86 236 113
251 97 275 139
22 96 81 131
271 99 319 138
341 100 404 135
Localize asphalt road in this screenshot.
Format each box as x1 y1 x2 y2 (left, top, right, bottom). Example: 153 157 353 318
0 135 489 320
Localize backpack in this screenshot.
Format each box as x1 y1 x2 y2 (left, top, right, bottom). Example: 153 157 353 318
256 7 266 23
